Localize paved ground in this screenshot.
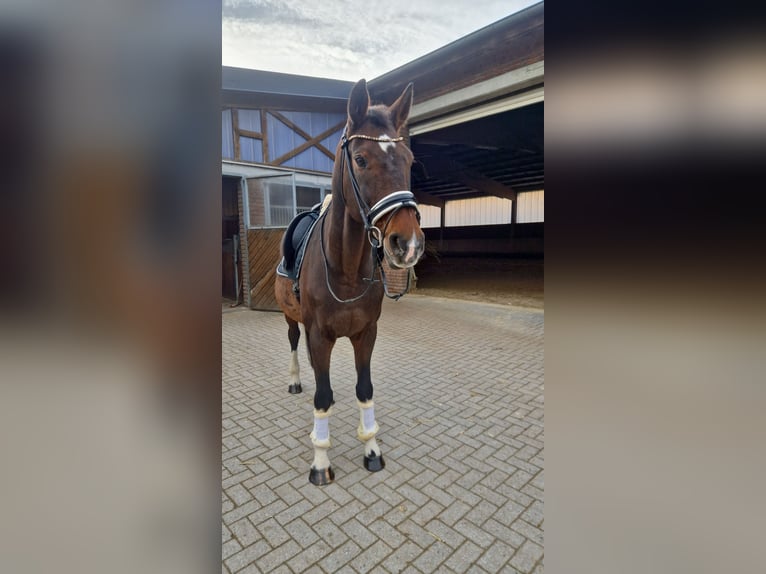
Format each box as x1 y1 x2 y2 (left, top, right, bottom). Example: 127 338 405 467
222 295 544 573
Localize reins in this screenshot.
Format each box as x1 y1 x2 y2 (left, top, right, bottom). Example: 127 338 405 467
319 130 420 303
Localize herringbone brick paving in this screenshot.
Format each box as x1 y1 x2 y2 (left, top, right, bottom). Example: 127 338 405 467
223 295 544 573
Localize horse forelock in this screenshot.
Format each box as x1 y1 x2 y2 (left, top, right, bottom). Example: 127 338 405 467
362 106 394 133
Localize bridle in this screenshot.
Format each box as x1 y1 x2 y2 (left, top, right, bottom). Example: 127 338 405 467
320 129 421 303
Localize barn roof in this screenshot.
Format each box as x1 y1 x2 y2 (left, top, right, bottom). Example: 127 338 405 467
223 1 544 204
370 1 545 205
222 67 354 112
368 2 544 107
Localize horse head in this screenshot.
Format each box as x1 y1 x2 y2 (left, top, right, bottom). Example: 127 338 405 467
338 79 425 269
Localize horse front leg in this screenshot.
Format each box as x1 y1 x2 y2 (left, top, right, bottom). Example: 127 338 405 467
306 323 336 485
351 324 385 472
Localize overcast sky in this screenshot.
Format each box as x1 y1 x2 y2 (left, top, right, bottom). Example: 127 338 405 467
222 0 541 81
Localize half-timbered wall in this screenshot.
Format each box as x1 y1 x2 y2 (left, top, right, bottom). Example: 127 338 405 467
222 107 345 172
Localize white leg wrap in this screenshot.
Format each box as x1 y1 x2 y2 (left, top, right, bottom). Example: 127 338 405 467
310 408 331 449
357 400 380 442
289 350 300 385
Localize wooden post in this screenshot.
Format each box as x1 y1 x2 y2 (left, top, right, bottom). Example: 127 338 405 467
260 109 269 163
510 194 517 238
439 200 446 252
232 108 241 161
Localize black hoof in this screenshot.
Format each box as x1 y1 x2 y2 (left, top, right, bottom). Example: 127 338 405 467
288 383 302 394
364 452 385 472
309 466 334 485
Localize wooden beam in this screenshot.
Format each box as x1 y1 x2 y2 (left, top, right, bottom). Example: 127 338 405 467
268 110 341 162
232 108 241 161
412 189 444 208
510 190 517 237
238 128 263 140
456 169 516 202
260 109 269 163
269 120 345 166
418 155 516 201
439 198 446 251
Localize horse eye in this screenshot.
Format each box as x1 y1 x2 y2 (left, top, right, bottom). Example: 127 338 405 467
354 155 367 168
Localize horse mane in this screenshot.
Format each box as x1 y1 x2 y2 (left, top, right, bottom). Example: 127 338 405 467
320 194 332 215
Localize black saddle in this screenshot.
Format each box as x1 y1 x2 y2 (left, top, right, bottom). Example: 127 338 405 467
276 202 323 282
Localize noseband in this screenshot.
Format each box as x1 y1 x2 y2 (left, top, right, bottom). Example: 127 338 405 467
319 130 421 303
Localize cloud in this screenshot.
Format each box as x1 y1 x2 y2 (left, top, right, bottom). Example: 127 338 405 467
222 0 314 25
222 0 542 80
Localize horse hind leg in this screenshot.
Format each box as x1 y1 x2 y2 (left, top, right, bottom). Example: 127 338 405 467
286 317 302 394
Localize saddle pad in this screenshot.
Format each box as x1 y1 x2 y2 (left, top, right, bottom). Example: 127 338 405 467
276 205 322 281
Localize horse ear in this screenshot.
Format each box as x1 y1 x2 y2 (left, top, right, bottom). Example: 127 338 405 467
389 82 414 132
348 79 369 128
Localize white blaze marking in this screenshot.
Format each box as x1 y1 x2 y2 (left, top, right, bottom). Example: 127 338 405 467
378 134 395 153
405 232 418 262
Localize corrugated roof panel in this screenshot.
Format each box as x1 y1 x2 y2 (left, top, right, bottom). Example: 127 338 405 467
446 196 512 226
418 204 441 228
222 67 354 100
516 190 544 223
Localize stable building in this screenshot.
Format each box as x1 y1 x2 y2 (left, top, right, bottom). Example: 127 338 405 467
222 1 544 310
222 70 353 309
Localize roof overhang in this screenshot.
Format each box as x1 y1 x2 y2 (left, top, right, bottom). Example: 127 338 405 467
222 67 354 112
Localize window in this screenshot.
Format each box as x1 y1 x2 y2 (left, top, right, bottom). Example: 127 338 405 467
246 173 332 229
265 181 294 226
296 185 325 214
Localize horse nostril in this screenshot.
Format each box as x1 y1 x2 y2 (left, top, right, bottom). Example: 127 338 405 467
389 233 406 254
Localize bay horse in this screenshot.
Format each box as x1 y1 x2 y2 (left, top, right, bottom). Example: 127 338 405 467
275 79 425 485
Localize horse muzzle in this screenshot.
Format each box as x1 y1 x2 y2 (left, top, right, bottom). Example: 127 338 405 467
384 231 425 269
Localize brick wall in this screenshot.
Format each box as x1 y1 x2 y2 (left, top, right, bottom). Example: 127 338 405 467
248 179 266 227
